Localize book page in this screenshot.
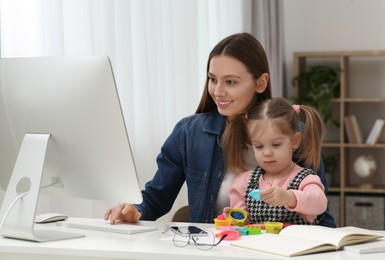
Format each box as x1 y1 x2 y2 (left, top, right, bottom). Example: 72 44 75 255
231 233 336 257
279 225 382 247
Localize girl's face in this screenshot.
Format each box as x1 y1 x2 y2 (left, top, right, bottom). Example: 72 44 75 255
208 55 267 121
250 120 301 178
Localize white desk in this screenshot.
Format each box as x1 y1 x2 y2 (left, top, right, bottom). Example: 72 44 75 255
0 218 384 260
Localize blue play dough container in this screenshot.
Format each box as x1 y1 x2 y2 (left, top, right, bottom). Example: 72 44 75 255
229 208 247 226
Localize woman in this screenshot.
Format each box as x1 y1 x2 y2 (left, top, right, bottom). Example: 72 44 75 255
104 32 336 227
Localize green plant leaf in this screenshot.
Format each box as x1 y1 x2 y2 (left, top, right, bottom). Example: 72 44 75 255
292 65 340 128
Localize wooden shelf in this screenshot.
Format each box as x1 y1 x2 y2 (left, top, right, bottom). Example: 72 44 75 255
294 50 385 228
323 142 385 148
341 98 385 103
329 187 385 194
294 50 385 58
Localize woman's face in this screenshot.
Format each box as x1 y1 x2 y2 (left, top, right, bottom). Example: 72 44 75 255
207 55 267 121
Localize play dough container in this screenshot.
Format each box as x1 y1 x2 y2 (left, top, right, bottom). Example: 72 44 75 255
264 222 283 234
229 208 248 226
214 217 232 230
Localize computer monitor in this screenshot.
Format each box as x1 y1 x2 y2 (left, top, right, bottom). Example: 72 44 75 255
0 55 143 242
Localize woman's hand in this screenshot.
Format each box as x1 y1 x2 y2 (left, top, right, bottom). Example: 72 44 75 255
104 203 142 224
260 187 297 208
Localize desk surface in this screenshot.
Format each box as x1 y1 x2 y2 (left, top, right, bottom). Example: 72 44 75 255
0 218 384 260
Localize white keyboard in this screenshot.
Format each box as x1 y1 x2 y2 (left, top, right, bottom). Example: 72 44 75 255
56 218 158 235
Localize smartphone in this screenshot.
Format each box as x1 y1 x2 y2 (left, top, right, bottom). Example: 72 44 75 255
169 226 207 237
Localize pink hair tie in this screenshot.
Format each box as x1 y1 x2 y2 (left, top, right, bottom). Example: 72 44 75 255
292 104 300 114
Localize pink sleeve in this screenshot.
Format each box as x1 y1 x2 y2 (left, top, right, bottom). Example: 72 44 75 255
229 170 252 211
286 174 328 223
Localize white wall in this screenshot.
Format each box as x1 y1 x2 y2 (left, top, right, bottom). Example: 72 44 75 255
283 0 385 97
283 0 385 191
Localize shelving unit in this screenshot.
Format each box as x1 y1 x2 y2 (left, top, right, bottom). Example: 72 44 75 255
293 50 385 228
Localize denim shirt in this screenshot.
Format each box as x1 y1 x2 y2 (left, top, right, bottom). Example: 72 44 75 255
135 110 336 227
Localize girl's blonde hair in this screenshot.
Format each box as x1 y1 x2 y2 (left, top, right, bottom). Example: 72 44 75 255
223 97 325 172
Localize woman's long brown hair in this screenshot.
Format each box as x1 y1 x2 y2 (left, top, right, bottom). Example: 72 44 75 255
195 33 272 172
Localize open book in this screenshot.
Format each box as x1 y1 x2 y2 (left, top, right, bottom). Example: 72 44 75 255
231 225 383 257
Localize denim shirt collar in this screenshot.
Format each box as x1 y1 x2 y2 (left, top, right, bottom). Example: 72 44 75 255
202 109 226 138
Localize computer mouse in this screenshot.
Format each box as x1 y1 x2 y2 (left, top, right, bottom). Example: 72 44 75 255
35 212 69 224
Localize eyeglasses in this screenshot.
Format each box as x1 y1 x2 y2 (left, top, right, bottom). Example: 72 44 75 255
163 225 227 250
173 230 227 250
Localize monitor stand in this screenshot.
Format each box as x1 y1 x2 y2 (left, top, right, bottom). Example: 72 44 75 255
0 133 85 242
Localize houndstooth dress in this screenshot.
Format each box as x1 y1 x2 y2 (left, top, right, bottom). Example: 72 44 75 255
245 166 324 225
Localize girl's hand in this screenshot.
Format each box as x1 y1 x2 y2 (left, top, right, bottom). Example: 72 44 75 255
222 207 232 218
260 187 297 208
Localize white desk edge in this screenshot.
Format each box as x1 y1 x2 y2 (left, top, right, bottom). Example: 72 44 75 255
1 217 384 260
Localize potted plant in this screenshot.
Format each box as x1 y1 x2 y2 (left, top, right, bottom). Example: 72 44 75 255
292 65 340 128
323 153 339 185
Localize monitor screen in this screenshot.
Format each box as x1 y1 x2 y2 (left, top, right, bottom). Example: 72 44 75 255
0 55 142 241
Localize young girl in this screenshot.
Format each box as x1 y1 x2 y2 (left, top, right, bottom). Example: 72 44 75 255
227 97 327 224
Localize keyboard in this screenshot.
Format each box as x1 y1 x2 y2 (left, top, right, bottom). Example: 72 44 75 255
56 217 158 235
